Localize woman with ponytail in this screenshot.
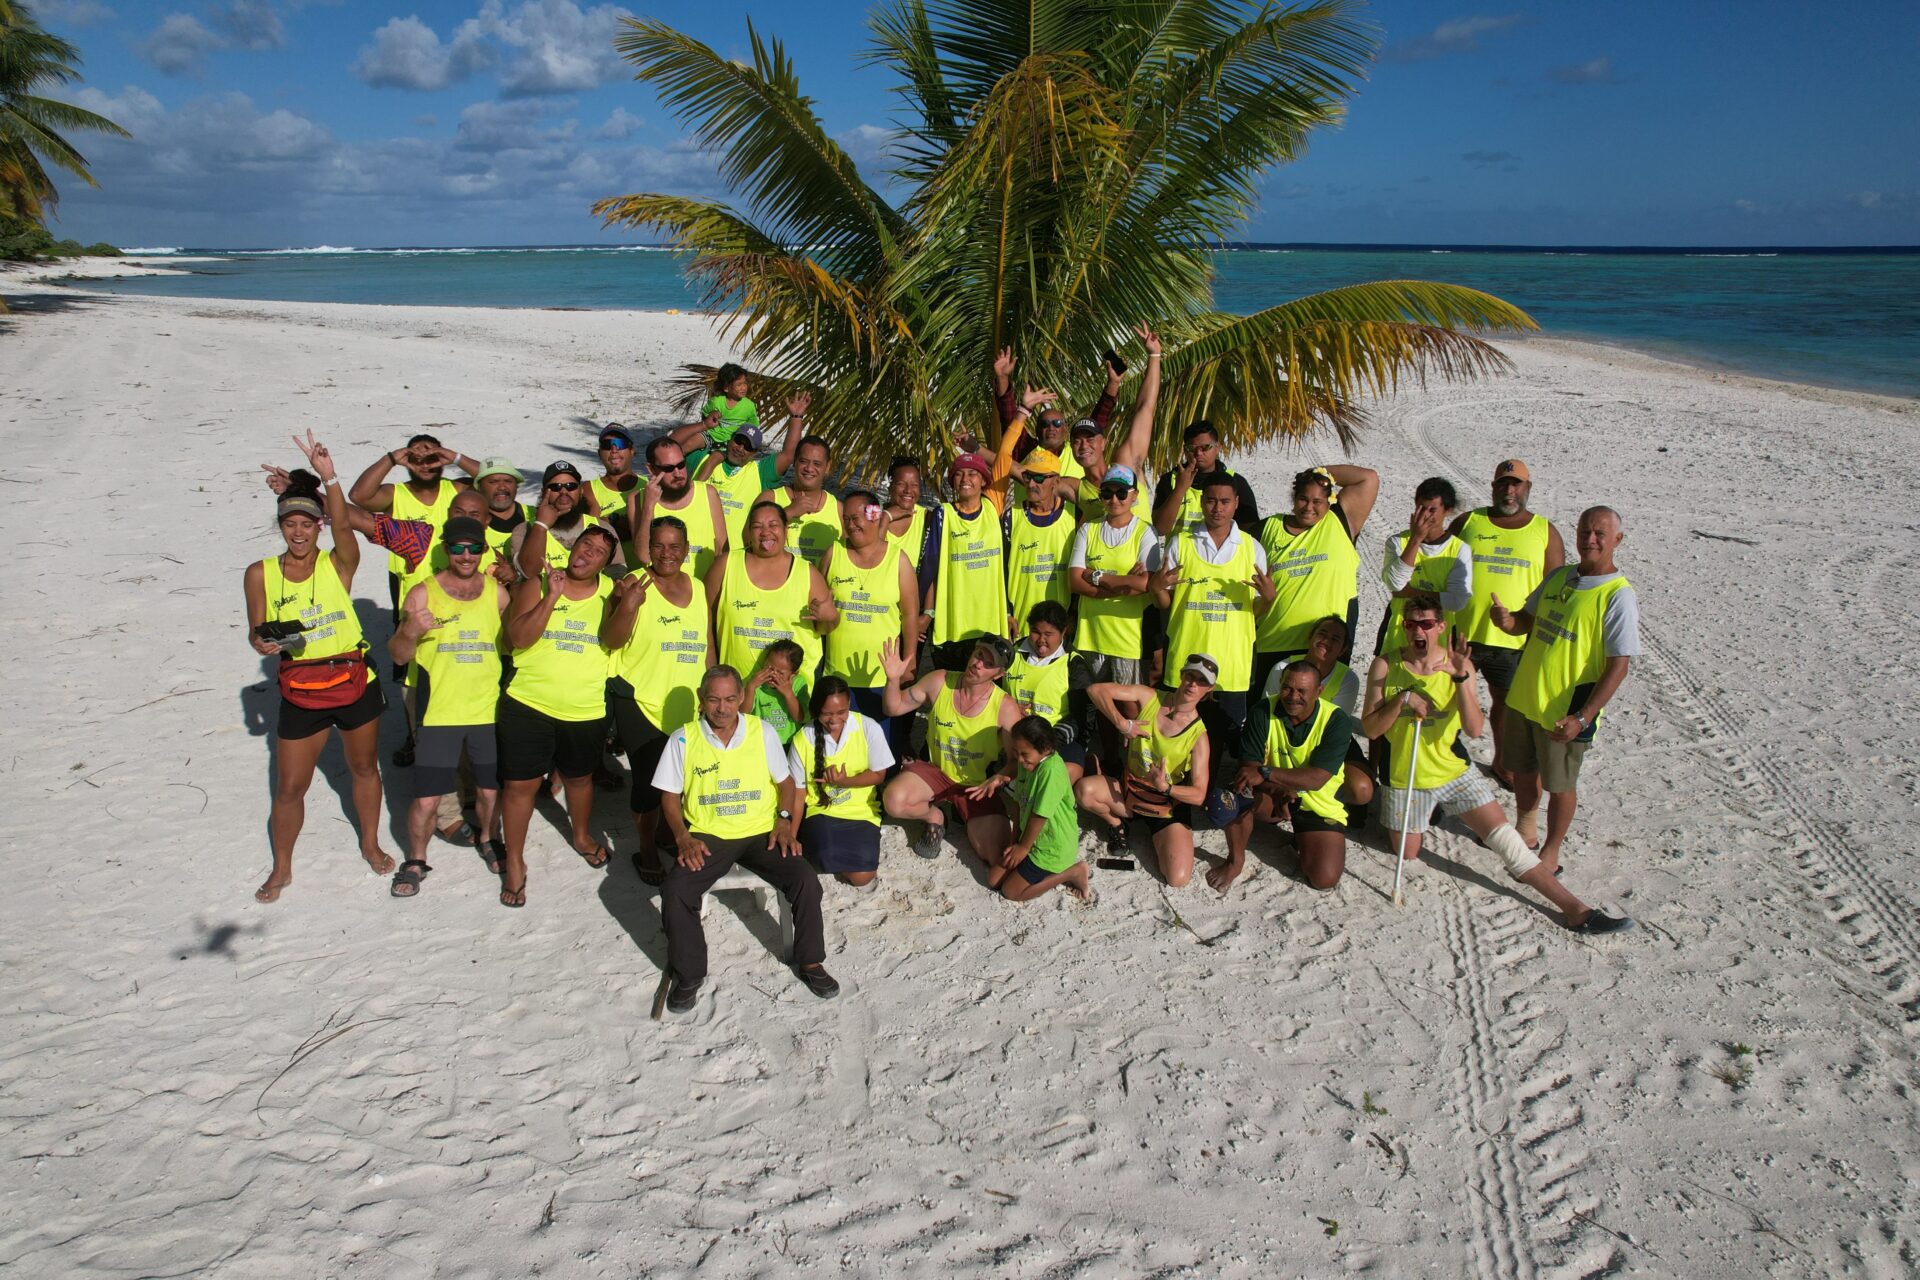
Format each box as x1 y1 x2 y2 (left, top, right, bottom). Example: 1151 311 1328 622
787 675 894 888
242 431 395 903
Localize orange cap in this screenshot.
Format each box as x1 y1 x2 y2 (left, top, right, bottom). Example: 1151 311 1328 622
1493 458 1531 483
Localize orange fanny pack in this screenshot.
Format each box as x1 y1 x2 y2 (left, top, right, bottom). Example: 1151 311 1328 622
279 653 369 710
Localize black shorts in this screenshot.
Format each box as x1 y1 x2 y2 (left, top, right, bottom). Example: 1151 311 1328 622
1134 803 1193 835
415 722 499 796
1469 643 1524 694
607 681 672 813
1013 855 1057 885
496 694 606 782
277 675 385 741
1290 808 1347 836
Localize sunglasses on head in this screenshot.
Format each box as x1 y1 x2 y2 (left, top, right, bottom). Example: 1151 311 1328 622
546 480 579 492
445 542 486 556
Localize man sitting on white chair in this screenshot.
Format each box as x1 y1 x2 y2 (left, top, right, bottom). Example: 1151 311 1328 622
653 664 840 1014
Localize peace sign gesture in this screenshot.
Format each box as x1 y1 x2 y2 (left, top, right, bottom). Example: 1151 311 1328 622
261 462 292 495
1445 626 1474 680
291 430 335 483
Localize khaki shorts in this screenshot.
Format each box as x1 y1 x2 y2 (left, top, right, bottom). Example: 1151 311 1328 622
1503 706 1590 793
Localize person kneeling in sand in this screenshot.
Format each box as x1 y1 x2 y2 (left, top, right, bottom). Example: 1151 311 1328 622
969 716 1095 903
1076 656 1216 887
880 635 1021 866
386 515 508 898
654 665 838 1014
791 676 895 889
1211 660 1365 894
1360 594 1631 934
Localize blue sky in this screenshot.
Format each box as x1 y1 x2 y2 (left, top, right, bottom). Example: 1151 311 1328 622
35 0 1920 247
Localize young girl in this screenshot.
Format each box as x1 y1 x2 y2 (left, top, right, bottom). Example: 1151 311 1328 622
790 676 895 887
700 362 759 442
974 716 1094 903
747 638 810 744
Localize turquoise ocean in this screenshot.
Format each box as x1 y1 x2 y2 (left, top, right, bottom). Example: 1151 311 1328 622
95 244 1920 399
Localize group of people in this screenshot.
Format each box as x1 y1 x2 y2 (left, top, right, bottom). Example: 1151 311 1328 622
247 347 1637 1015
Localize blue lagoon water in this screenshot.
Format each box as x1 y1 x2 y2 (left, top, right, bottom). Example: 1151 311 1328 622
89 244 1920 398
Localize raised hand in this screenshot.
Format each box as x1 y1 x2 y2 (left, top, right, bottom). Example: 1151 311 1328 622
1446 627 1473 678
879 636 913 684
534 492 562 526
544 566 565 595
261 463 292 495
398 601 438 640
787 390 812 419
1136 324 1162 356
292 430 335 482
488 559 515 586
613 571 651 610
1020 385 1056 410
992 347 1016 382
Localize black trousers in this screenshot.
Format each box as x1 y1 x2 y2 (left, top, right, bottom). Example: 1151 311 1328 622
663 832 826 983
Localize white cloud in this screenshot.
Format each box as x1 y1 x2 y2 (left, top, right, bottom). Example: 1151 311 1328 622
354 0 635 97
596 107 642 139
212 0 285 51
1549 56 1623 86
352 15 492 91
35 0 116 26
454 98 576 152
140 2 287 75
1387 13 1525 62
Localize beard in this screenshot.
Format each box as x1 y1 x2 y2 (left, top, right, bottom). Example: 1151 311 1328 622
661 476 691 502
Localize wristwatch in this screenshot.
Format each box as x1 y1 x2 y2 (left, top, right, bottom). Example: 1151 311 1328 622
777 808 793 822
1088 568 1106 587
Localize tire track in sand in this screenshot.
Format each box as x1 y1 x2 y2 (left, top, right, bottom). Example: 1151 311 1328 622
1403 393 1920 1029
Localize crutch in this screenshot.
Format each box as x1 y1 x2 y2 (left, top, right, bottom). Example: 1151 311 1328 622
1391 716 1423 908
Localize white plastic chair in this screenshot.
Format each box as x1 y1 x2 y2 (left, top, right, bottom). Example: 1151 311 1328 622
701 864 795 956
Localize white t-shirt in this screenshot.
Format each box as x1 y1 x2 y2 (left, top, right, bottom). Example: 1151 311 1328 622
1524 570 1641 657
1067 516 1162 571
652 716 792 792
784 713 897 779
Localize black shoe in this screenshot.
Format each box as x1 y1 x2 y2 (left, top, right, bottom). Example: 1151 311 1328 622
1568 910 1633 935
794 964 840 999
632 848 667 886
666 977 702 1013
391 737 415 768
1101 821 1128 854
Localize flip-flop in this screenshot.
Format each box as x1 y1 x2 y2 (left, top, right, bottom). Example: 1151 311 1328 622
391 859 432 898
499 882 526 908
576 842 612 869
632 848 667 886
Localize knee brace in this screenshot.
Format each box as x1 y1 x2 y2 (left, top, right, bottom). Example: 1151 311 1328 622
1487 823 1540 879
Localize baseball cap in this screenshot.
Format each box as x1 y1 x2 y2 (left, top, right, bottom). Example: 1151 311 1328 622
1023 448 1064 477
473 457 523 484
574 523 620 554
730 424 767 454
1098 464 1137 493
1494 459 1531 483
542 461 582 485
598 424 634 448
972 634 1016 670
1179 653 1220 687
1069 418 1104 438
441 515 486 545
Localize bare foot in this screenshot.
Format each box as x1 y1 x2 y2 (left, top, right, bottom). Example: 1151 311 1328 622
362 848 397 876
1205 858 1244 894
255 875 290 903
1064 865 1096 904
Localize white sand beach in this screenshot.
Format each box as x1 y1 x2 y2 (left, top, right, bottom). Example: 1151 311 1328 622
1 274 1915 1277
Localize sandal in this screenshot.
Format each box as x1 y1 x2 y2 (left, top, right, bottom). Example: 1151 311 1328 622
632 847 667 886
575 842 612 869
390 859 432 898
499 881 526 908
437 820 475 846
484 837 506 875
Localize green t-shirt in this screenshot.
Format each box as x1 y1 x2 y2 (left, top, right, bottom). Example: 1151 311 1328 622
701 394 760 444
1014 752 1079 874
752 671 811 744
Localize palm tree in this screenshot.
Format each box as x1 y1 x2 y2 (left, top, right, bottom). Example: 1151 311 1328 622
1 0 129 225
594 0 1535 474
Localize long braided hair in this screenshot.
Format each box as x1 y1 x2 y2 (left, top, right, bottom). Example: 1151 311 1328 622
808 675 853 807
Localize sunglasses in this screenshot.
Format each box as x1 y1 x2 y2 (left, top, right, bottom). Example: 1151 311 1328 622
1405 618 1443 632
600 439 633 451
652 461 688 473
1038 418 1066 430
445 542 486 556
1100 488 1132 499
545 481 580 492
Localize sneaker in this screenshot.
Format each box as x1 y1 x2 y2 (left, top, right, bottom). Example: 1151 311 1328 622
794 964 841 999
1101 822 1129 855
666 977 702 1014
1568 910 1634 935
913 820 944 859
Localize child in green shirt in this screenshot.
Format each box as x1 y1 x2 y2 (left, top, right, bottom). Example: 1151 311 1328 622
699 362 758 445
976 715 1095 903
747 639 809 745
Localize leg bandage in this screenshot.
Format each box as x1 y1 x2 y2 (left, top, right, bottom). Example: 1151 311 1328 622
1514 807 1540 847
1487 823 1541 879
